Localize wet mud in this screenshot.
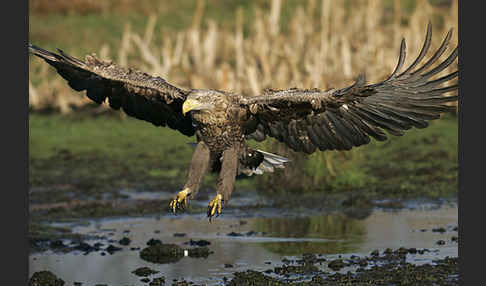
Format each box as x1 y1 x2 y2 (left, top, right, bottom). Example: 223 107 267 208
229 254 458 285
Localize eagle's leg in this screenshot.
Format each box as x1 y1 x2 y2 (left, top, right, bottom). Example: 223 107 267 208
169 141 210 214
208 147 238 219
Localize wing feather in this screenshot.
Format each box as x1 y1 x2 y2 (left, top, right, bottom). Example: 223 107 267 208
242 24 458 153
29 44 195 136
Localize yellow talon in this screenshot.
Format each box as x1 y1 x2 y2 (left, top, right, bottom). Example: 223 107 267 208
169 188 191 214
207 194 223 220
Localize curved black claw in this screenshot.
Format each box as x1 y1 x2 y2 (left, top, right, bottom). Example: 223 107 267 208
169 188 191 214
207 194 223 222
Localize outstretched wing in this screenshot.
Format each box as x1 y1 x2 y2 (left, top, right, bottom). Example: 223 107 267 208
29 44 195 136
242 23 458 154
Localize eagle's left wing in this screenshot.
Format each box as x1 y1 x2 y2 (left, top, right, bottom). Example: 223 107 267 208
242 23 458 154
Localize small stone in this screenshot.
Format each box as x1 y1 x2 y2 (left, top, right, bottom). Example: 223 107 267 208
106 244 122 254
408 248 418 254
432 227 446 233
185 239 211 247
328 259 346 271
227 232 243 237
146 238 162 246
131 266 159 277
50 240 65 249
118 237 131 246
149 276 166 286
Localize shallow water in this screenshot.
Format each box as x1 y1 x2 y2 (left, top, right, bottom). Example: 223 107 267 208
29 200 457 285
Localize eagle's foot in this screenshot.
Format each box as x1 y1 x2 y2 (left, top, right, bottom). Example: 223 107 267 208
169 188 191 214
207 194 223 220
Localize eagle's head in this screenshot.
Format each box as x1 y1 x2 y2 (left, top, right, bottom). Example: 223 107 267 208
182 89 227 116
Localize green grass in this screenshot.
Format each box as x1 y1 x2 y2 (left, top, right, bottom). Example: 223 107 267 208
29 111 458 205
29 0 447 57
258 114 458 199
29 112 200 203
29 1 291 56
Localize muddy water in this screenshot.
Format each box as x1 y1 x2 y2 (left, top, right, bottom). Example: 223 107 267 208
29 200 457 285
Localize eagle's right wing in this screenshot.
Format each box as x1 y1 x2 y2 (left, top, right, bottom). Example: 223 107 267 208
29 44 195 136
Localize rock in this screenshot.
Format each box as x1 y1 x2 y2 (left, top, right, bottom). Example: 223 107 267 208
227 232 243 236
328 259 346 271
146 238 162 246
274 264 319 276
74 242 97 253
188 246 213 258
140 244 184 264
131 266 159 277
149 277 166 286
408 248 418 254
106 244 122 254
118 237 131 246
29 271 65 286
49 240 65 249
185 239 211 247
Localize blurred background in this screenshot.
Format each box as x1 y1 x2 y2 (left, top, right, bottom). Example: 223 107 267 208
28 0 458 206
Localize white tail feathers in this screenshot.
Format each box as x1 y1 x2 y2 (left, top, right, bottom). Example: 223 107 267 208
243 149 289 176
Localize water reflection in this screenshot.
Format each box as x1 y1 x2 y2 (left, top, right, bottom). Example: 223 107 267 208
29 201 457 285
254 213 366 255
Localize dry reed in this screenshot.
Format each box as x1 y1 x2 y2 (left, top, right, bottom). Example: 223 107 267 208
29 0 458 113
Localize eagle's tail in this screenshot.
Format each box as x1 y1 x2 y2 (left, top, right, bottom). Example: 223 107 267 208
242 149 289 176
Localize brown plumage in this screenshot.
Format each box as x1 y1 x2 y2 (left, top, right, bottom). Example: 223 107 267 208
29 22 458 218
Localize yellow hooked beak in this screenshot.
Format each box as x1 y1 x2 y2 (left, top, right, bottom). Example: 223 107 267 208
182 99 201 116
